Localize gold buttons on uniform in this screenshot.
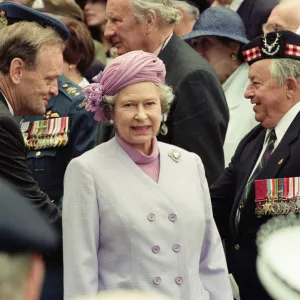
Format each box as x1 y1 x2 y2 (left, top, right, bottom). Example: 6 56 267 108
239 203 244 210
79 103 84 108
278 159 284 165
36 151 41 157
235 244 240 251
62 84 68 88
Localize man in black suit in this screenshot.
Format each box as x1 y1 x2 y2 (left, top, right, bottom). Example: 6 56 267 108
0 3 69 226
210 30 300 299
102 0 229 185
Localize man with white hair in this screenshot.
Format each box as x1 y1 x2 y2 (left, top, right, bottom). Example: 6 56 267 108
103 0 229 185
264 0 300 34
173 0 199 37
211 30 300 299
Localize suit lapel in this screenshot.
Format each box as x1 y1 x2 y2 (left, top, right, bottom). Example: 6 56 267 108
229 126 266 236
258 112 300 179
0 91 8 109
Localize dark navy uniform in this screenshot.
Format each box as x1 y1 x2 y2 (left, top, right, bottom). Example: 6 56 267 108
21 74 97 207
18 74 98 300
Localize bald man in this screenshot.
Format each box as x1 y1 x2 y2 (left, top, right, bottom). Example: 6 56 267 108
264 0 300 33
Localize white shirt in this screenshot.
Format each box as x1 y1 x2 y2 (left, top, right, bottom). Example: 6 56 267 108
230 0 244 11
1 92 14 116
222 63 258 166
249 102 300 178
78 77 90 88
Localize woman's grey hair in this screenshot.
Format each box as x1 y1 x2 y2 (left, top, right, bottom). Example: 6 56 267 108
172 0 200 20
0 253 33 300
270 59 300 85
103 83 174 124
129 0 182 25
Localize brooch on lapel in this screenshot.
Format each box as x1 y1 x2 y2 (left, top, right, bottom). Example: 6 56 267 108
168 149 181 163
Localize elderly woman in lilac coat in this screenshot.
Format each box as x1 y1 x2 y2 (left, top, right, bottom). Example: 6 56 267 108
62 50 233 300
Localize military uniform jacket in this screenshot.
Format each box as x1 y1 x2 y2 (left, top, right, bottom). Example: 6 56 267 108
21 75 98 206
63 138 232 300
210 112 300 300
0 92 61 226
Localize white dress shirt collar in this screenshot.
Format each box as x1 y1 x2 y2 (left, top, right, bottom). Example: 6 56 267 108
265 102 300 147
230 0 244 11
153 33 173 56
1 92 14 116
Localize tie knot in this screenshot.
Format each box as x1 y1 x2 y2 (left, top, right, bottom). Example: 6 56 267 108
268 129 277 143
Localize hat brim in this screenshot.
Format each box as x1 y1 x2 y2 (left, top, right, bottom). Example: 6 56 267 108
182 30 249 45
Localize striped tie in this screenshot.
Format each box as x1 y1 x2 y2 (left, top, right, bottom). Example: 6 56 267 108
235 129 277 230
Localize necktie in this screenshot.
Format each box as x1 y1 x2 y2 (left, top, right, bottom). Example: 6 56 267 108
235 129 277 229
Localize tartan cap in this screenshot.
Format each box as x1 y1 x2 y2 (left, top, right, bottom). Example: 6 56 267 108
242 30 300 65
0 2 69 40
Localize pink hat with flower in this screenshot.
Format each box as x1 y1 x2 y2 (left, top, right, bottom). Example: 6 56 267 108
82 50 166 122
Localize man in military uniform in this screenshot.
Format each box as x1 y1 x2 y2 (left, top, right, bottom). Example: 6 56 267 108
0 3 80 300
211 30 300 299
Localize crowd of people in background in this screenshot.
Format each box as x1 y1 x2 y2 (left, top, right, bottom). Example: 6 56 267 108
1 0 300 300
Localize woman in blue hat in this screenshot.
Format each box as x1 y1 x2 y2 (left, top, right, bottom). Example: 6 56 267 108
183 6 258 166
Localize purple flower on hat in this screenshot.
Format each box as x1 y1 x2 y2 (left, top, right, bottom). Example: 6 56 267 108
82 83 108 122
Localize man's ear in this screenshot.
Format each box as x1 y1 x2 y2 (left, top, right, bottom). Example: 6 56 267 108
146 9 157 34
10 58 25 85
285 77 299 99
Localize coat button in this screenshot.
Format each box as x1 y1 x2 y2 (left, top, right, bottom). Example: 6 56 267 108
235 244 240 250
152 245 160 254
36 151 41 157
168 214 177 222
153 277 161 285
172 244 180 253
239 203 244 210
175 276 184 285
147 213 155 221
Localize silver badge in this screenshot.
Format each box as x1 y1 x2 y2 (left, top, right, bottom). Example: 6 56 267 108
261 32 281 56
168 149 181 163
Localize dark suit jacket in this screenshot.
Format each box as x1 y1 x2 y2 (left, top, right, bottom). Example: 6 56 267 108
0 92 61 226
237 0 277 40
158 34 229 184
210 112 300 300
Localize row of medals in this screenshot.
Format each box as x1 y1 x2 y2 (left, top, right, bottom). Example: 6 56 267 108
255 198 300 217
24 133 69 150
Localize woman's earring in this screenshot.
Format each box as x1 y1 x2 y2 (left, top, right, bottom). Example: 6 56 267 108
230 53 237 61
160 114 168 136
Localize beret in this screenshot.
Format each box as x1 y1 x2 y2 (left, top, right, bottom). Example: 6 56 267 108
242 30 300 65
0 178 58 253
0 2 69 40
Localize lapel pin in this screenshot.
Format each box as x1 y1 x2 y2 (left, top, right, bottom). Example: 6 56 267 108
168 149 181 163
278 159 283 165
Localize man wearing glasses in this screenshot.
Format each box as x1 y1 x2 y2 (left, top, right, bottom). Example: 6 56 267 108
264 0 300 34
